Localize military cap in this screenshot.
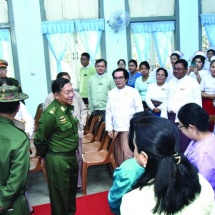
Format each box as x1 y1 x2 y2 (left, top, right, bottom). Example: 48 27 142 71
0 59 8 68
0 85 28 102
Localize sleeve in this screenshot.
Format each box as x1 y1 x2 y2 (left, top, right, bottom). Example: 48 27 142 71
200 78 205 91
19 103 35 137
193 81 202 107
160 86 168 119
105 92 113 131
34 113 55 158
108 168 133 214
134 78 139 90
133 89 144 112
0 138 30 210
189 150 215 183
88 77 94 112
145 85 155 110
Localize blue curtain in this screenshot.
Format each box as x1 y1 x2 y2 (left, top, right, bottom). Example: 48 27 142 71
42 20 75 72
201 14 215 47
0 29 10 58
131 21 174 67
75 19 104 64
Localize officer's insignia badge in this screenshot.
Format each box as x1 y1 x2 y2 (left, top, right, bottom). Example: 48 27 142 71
61 106 65 112
59 116 67 124
49 107 56 114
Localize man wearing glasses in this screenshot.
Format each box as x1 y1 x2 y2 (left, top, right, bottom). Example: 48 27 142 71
161 59 202 153
88 59 115 121
106 68 143 166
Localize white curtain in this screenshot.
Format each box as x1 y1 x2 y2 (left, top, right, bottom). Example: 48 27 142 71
201 14 215 47
131 21 174 67
75 19 104 64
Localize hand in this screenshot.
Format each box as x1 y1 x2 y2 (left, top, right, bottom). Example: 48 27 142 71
0 206 4 212
108 131 118 139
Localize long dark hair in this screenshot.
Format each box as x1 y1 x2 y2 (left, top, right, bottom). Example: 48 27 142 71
133 117 201 214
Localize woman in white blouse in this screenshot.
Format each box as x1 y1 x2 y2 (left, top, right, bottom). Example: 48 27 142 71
145 68 168 116
201 56 215 131
188 51 210 83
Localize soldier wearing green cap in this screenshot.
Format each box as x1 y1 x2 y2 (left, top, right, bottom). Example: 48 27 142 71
0 59 23 94
34 78 79 215
0 86 30 215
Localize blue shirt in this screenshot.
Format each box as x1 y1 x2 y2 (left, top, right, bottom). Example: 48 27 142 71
108 158 145 215
127 72 142 88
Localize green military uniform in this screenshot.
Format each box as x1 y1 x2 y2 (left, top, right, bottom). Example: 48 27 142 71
0 116 30 215
34 99 79 215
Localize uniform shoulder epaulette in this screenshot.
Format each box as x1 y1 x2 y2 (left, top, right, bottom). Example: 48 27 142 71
49 106 57 115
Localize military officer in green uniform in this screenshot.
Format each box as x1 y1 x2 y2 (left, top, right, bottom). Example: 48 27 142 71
0 59 23 93
0 85 30 215
34 78 79 215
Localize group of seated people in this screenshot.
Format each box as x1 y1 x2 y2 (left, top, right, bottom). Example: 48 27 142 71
108 104 215 214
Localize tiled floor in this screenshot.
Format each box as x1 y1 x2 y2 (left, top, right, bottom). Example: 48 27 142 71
28 165 113 206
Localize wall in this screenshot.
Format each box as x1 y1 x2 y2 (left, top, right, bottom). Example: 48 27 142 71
11 0 48 116
178 0 199 62
103 0 128 73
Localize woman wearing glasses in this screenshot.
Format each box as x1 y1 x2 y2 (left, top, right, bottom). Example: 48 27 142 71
121 116 215 214
178 103 215 195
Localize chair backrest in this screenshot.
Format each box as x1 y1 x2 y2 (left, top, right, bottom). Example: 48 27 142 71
34 103 45 132
94 121 106 140
102 132 116 161
88 114 102 135
84 112 92 135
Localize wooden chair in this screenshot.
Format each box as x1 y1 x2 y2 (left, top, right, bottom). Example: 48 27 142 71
82 132 117 195
34 103 45 132
82 114 102 144
82 121 106 154
29 156 48 182
83 112 93 135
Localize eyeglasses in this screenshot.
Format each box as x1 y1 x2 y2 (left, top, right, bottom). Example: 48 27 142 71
178 124 184 130
113 76 125 80
173 67 184 71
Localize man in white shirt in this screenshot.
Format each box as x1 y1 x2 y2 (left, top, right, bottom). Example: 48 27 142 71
161 59 202 152
106 68 143 166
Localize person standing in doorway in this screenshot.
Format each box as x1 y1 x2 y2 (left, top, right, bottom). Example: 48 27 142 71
79 53 96 105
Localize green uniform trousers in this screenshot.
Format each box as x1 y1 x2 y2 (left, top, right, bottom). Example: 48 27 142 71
1 194 29 215
46 152 78 215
